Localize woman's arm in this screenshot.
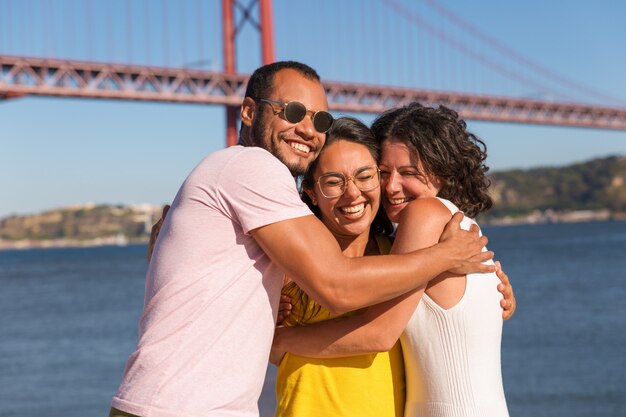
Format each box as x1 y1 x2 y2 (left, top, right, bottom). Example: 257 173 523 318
271 287 424 363
271 198 452 363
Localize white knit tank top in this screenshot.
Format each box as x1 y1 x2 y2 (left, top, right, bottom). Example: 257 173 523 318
401 198 509 417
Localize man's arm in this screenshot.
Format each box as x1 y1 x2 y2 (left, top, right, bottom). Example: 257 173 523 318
252 210 493 315
147 205 508 320
148 203 514 319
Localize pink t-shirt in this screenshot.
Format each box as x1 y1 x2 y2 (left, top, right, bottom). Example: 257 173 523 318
112 146 312 417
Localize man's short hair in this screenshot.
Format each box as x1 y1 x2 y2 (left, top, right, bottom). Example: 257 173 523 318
244 61 321 100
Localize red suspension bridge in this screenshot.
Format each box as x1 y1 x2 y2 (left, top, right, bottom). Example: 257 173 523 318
1 0 626 146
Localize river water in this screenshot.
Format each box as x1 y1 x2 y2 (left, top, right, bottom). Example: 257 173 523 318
1 220 625 416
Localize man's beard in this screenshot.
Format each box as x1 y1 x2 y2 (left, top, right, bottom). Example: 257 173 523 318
250 112 309 177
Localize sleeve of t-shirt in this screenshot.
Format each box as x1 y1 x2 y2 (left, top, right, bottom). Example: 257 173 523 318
218 147 313 234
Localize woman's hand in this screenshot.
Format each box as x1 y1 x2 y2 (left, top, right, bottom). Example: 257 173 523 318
277 295 292 325
496 261 516 320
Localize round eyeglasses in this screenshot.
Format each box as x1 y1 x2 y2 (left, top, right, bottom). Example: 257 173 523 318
316 166 381 198
253 98 334 134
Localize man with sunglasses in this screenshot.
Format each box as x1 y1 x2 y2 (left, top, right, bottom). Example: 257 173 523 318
110 61 513 417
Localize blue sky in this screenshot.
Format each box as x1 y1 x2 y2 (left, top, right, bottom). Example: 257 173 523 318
1 0 625 218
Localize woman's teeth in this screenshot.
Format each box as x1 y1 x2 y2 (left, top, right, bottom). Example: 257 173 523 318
339 203 365 217
388 197 413 205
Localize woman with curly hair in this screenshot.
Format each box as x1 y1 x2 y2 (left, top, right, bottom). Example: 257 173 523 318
273 103 510 417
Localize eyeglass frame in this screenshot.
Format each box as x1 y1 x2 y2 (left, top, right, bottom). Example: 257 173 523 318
252 97 334 133
315 166 381 198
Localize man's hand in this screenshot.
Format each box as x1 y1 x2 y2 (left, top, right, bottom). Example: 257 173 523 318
147 205 170 262
496 261 516 320
438 212 495 275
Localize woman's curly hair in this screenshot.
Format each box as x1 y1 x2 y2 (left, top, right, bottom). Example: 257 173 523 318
371 102 493 218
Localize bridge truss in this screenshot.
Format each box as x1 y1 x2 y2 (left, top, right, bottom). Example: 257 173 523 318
2 55 626 131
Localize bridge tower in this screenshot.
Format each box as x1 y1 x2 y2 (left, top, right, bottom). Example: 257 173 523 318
223 0 275 147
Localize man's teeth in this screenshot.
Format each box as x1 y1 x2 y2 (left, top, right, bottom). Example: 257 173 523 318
340 203 365 216
289 142 311 154
389 198 411 205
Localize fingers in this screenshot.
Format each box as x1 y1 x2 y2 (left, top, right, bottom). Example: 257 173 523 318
276 313 287 325
501 299 509 320
276 295 292 325
278 303 292 315
495 260 517 320
495 262 513 299
449 211 464 225
440 212 464 243
495 261 508 281
454 260 496 275
162 204 170 218
497 271 510 287
497 280 512 296
279 295 293 313
497 283 512 297
475 263 497 273
276 310 290 324
471 250 496 272
472 251 494 263
496 262 516 320
442 211 463 233
501 297 516 320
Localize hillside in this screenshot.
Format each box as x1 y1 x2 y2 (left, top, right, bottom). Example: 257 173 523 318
0 203 162 249
1 155 625 249
480 155 626 224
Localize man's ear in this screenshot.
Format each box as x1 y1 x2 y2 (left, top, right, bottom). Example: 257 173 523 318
241 97 256 128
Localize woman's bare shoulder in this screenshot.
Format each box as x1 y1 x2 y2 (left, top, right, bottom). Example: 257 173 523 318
393 198 453 252
399 197 452 229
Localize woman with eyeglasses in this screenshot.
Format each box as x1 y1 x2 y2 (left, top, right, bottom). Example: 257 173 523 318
273 117 406 417
273 104 511 417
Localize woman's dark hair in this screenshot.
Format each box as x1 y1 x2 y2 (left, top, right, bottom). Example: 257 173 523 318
371 102 493 218
300 116 393 237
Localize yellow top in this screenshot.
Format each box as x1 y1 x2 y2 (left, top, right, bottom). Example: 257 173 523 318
275 235 405 417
